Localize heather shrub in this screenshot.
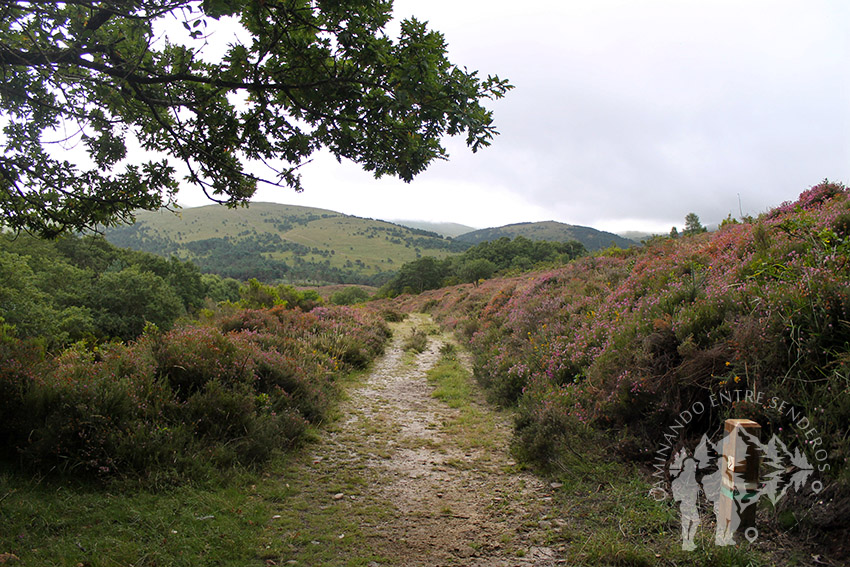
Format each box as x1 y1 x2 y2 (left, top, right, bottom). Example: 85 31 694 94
0 304 390 481
456 318 480 341
186 379 255 442
16 346 154 475
512 378 603 471
152 325 249 400
217 307 286 334
310 330 371 369
309 306 390 367
417 181 850 484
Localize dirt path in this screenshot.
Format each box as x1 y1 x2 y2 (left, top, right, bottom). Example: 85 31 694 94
284 314 568 566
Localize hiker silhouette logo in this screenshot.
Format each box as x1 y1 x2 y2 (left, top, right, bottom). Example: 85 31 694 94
649 391 830 551
667 427 821 550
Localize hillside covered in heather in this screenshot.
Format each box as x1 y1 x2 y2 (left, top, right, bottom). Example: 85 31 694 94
393 182 850 522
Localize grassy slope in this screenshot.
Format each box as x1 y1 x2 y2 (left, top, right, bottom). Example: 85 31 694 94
104 203 462 281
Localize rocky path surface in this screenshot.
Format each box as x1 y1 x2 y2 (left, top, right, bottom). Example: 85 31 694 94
296 314 569 566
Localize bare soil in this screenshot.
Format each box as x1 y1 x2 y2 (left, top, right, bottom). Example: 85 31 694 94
302 315 568 566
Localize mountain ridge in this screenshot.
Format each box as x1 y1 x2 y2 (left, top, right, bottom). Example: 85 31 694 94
103 203 636 284
103 202 466 286
455 220 636 250
390 220 478 238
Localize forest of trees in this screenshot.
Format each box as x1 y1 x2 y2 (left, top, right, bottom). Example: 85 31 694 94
0 232 384 347
0 234 244 345
378 236 586 296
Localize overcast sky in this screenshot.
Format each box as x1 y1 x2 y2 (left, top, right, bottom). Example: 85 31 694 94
180 0 850 234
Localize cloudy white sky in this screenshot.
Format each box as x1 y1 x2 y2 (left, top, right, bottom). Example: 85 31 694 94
180 0 850 235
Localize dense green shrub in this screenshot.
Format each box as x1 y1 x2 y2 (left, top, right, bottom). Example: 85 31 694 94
378 235 586 297
238 279 325 311
92 266 186 341
330 286 371 305
0 305 390 481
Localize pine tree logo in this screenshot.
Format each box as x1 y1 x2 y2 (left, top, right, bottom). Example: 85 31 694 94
668 427 821 551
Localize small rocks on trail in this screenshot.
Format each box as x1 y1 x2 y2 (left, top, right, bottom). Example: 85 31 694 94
296 314 568 566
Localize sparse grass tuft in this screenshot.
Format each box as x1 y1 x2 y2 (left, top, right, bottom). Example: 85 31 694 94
402 328 429 353
426 345 501 453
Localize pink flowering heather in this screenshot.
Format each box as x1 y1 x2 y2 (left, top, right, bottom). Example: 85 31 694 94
398 181 850 476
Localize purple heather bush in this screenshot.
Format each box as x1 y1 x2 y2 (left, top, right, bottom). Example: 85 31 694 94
400 182 850 479
0 304 389 480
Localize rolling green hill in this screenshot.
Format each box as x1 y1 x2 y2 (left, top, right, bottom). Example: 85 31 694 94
103 203 468 285
455 220 636 251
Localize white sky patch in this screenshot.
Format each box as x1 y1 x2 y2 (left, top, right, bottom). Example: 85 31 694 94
594 218 680 236
241 151 552 228
177 0 848 233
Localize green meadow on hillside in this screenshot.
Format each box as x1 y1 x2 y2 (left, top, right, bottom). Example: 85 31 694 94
104 203 467 285
103 203 639 286
457 219 636 250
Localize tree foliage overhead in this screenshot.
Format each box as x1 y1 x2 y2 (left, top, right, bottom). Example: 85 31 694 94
0 0 512 236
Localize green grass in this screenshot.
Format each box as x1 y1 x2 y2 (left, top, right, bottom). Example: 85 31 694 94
249 360 400 566
427 349 471 409
425 346 501 453
533 455 770 566
0 427 394 567
0 468 272 566
0 363 389 567
253 452 394 567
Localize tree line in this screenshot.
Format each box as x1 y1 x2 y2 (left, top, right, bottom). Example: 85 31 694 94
0 234 237 345
0 232 386 348
378 236 586 296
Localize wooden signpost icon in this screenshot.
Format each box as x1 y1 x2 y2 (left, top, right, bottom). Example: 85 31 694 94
718 418 761 544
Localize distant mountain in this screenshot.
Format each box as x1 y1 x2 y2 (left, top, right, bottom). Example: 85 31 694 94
455 221 636 251
102 203 469 285
391 220 478 238
618 230 656 242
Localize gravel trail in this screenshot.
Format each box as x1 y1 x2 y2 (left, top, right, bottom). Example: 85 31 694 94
300 314 568 566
